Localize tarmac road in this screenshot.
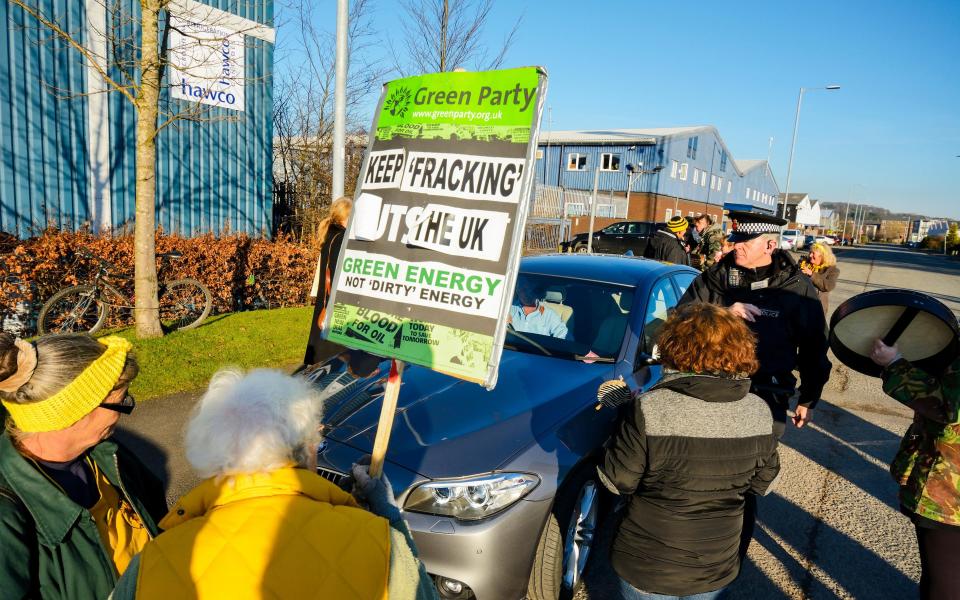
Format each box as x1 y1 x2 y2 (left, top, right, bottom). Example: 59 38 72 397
577 245 960 600
114 245 960 600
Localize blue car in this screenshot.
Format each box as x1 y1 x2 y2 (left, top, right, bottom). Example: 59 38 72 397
304 254 698 600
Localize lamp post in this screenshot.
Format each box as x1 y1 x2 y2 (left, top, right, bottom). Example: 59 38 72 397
778 85 841 245
587 163 662 254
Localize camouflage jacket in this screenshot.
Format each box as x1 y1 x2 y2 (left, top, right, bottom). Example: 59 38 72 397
882 355 960 525
696 225 725 270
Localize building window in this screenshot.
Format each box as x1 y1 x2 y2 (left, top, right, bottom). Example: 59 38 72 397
670 160 679 178
600 153 621 171
701 173 707 188
596 204 615 217
688 211 694 217
710 174 717 190
665 208 673 220
567 153 587 171
536 149 544 160
745 186 751 200
719 151 728 172
679 163 688 181
565 202 586 217
727 180 732 194
687 136 699 160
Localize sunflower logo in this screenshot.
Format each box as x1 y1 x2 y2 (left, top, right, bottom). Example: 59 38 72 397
384 86 412 118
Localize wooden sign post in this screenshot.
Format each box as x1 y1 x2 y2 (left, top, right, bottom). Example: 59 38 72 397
369 358 404 478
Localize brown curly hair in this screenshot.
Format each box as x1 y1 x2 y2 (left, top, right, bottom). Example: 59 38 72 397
656 302 759 377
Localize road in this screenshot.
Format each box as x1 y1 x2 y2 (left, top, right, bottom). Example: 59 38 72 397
577 245 960 600
114 245 960 600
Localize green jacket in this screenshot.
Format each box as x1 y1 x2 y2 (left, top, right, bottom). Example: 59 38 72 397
0 433 166 599
882 355 960 525
696 224 725 270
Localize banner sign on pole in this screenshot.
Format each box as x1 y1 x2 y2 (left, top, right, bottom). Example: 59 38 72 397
169 14 245 112
324 67 548 388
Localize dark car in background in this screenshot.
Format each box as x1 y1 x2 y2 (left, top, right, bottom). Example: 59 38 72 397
304 254 698 600
558 221 664 255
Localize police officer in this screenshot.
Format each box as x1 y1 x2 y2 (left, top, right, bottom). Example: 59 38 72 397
678 211 831 437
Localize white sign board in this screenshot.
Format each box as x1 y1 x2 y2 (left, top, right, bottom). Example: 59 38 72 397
169 15 245 111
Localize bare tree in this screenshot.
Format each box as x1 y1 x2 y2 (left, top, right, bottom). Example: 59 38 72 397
11 0 265 337
392 0 521 75
272 0 386 242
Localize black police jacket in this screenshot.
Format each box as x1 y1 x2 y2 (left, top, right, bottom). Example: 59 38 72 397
678 250 831 407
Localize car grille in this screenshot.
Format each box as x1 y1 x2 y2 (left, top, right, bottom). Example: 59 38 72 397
316 466 351 490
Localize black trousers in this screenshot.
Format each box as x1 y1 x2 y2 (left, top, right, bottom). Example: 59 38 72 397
916 523 960 600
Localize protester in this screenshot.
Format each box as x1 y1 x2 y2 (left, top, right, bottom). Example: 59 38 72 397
599 302 780 600
800 242 840 315
304 196 352 366
644 216 691 265
508 275 569 339
694 213 725 271
0 333 166 599
870 339 959 600
113 368 437 600
679 210 831 436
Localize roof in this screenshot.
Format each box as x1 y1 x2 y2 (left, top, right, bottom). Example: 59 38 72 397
538 126 716 145
520 253 693 287
778 192 810 205
734 159 766 173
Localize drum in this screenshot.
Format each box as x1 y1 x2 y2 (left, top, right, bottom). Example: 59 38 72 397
829 289 959 377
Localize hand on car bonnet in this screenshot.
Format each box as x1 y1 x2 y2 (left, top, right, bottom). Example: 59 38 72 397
351 457 402 524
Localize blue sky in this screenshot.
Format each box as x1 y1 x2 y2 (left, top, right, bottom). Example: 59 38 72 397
292 0 960 219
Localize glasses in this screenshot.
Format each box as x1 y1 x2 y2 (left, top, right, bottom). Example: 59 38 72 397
98 393 136 415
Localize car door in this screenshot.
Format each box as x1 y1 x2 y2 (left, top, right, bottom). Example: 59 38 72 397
623 222 652 255
596 223 625 253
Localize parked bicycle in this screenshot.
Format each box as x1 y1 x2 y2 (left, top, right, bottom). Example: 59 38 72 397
38 249 212 335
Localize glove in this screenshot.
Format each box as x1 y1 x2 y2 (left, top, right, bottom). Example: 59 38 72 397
351 457 402 524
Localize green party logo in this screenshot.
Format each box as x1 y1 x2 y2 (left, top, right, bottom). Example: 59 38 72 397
384 86 413 118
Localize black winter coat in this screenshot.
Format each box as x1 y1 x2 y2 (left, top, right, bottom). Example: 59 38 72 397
599 374 780 596
678 250 831 407
304 223 346 365
643 230 690 265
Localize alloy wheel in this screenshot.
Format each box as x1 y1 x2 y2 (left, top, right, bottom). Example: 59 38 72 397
562 479 599 591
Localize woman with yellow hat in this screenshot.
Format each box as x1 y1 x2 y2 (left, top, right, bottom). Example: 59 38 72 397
0 333 166 599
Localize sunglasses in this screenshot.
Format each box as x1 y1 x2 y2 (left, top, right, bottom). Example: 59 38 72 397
98 393 136 414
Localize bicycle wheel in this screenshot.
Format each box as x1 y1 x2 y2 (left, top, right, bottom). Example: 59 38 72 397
38 285 109 334
159 279 212 332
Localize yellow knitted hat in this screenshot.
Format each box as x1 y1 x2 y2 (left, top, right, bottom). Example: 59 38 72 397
1 336 132 433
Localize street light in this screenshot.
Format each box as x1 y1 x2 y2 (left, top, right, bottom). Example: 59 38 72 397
778 85 841 244
587 163 662 253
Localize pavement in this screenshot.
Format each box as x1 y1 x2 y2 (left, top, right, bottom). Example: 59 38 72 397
115 244 960 599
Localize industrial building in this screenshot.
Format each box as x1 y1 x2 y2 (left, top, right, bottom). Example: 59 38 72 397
534 126 780 234
0 0 275 238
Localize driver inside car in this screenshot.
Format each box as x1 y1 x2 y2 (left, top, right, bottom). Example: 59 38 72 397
508 277 571 340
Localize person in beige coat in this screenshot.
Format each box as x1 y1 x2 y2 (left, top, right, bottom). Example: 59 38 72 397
800 242 839 315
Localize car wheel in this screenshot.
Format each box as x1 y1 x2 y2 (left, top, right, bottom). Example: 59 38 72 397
527 466 601 600
575 243 589 254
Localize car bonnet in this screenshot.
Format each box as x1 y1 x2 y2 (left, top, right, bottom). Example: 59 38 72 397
314 351 607 478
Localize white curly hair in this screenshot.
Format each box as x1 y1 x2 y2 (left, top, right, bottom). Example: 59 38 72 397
185 368 322 479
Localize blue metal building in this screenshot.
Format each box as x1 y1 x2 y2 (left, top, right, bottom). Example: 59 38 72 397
536 126 780 226
0 0 274 238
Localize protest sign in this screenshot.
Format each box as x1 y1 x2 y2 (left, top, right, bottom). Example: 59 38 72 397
324 67 547 389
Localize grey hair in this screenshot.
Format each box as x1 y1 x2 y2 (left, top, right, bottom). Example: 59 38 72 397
184 368 322 479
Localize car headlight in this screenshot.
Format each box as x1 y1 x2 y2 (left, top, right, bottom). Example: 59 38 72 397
403 472 540 521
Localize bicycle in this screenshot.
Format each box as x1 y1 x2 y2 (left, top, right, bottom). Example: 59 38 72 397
37 249 212 335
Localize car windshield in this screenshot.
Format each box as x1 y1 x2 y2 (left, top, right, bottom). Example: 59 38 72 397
505 273 634 361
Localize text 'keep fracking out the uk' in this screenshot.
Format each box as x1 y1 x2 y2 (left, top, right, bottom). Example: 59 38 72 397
337 251 505 319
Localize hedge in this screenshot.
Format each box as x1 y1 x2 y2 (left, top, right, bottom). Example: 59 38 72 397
0 228 319 336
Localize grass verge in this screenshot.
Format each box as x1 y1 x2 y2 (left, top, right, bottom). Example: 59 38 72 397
111 306 313 401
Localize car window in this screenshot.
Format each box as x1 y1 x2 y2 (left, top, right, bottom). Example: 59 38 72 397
638 277 679 359
506 273 635 360
672 272 697 297
625 223 639 234
603 223 625 234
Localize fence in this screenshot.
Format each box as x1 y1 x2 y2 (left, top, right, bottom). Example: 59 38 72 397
523 185 629 254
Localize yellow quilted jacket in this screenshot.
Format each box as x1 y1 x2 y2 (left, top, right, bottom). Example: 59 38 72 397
134 467 390 600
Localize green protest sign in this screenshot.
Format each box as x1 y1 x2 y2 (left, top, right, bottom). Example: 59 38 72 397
324 67 547 387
